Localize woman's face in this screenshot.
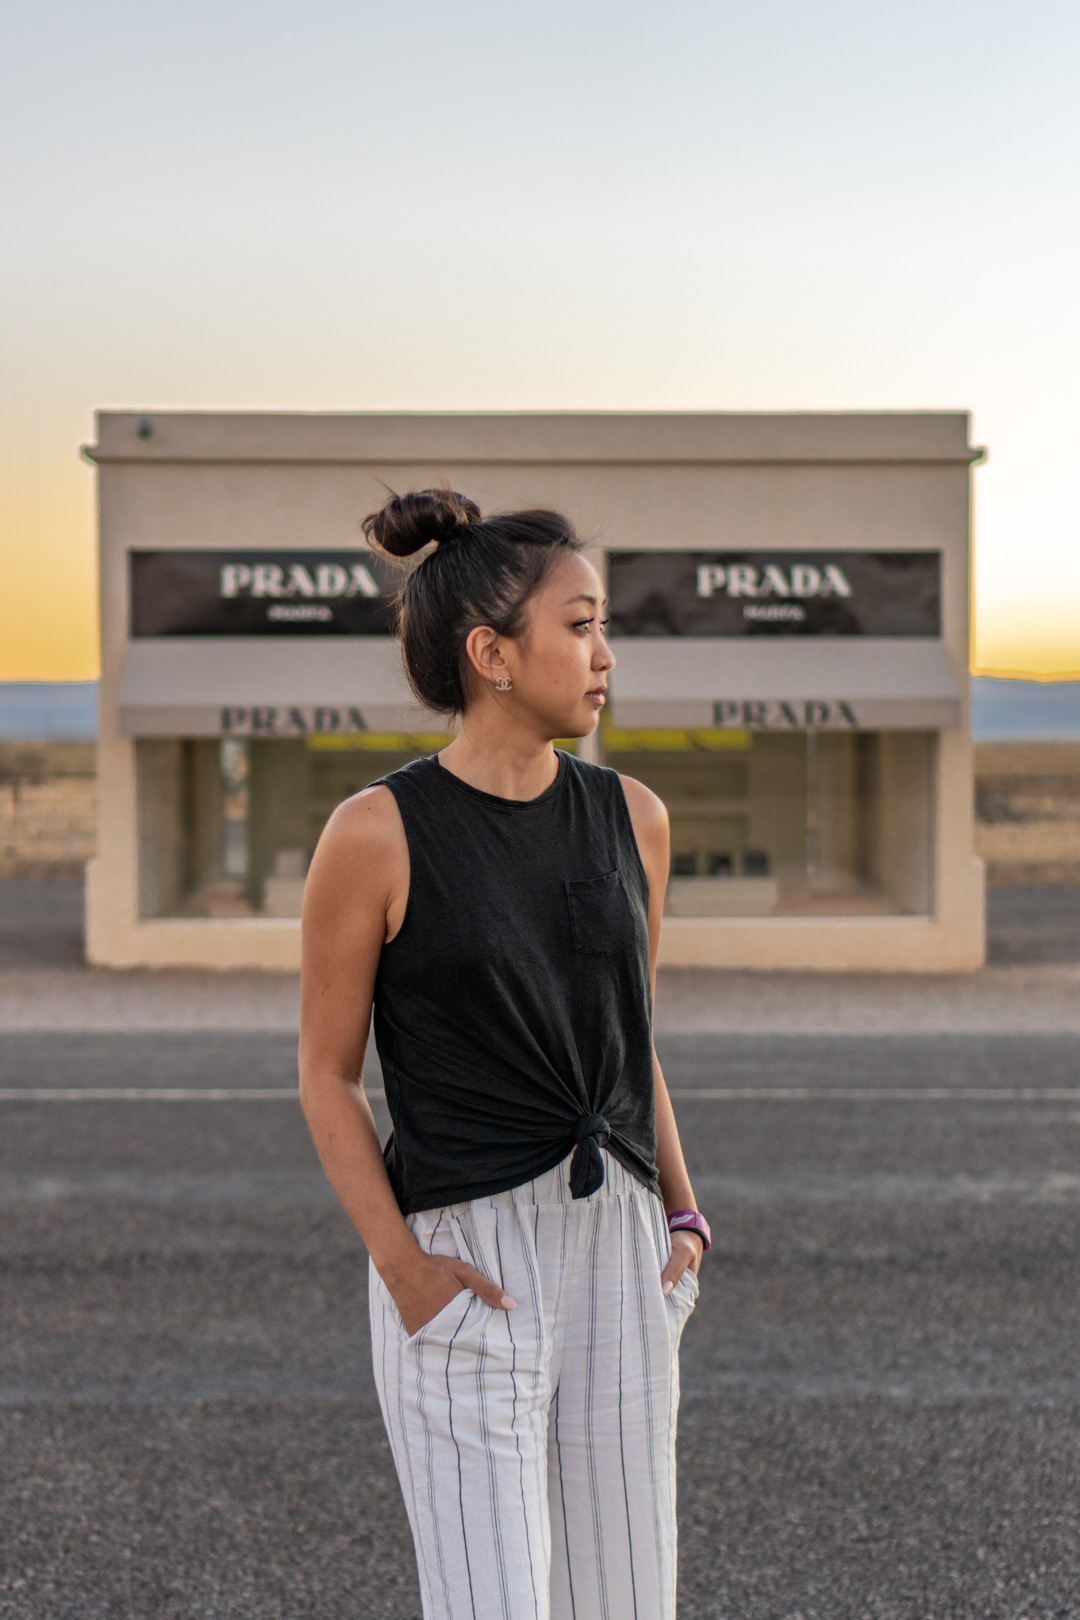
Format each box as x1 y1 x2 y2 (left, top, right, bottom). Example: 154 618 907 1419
488 551 615 739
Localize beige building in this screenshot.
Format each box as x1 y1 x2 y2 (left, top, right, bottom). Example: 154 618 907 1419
85 410 985 971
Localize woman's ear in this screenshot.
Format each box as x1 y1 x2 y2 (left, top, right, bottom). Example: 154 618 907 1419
464 625 508 688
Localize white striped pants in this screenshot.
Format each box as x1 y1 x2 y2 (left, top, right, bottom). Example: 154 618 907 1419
369 1149 698 1620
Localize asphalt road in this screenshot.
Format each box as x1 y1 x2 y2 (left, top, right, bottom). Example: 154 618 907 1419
2 1024 1080 1620
3 875 1080 1618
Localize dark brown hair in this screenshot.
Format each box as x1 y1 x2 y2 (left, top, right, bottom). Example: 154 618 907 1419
361 489 582 715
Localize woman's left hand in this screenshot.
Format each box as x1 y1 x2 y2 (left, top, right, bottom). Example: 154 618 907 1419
661 1228 703 1295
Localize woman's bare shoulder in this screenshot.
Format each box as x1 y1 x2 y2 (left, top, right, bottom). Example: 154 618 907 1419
323 782 402 844
308 784 407 889
617 773 669 834
616 772 669 871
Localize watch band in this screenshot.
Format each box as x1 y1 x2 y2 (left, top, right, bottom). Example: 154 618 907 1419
667 1208 711 1253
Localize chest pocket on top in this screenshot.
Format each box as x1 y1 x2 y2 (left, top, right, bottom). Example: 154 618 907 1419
565 870 637 955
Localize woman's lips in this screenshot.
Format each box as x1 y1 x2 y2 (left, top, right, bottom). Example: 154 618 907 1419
585 689 607 706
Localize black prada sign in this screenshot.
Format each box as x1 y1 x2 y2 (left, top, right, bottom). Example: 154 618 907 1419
607 551 941 637
714 700 859 730
130 550 398 636
220 706 370 736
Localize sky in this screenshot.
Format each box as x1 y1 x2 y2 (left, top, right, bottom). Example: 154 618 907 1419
1 0 1078 681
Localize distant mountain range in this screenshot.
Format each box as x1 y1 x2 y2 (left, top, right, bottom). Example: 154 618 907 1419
1 677 1079 742
971 677 1080 741
0 683 98 741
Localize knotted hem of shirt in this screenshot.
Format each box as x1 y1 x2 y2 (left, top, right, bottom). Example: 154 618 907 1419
569 1113 611 1199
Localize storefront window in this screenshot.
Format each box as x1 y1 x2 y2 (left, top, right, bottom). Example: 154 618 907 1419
135 735 450 918
136 728 934 922
603 726 935 917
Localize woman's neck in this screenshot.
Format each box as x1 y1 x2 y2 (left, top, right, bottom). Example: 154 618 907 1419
438 724 559 803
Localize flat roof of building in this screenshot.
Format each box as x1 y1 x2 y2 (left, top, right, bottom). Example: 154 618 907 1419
85 410 983 466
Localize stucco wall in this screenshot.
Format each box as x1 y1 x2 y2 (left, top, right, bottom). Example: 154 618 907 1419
83 411 986 970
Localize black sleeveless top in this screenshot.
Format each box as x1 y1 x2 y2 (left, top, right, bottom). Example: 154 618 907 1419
371 752 658 1214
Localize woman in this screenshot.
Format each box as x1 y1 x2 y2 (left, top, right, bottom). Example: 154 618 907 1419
299 489 710 1620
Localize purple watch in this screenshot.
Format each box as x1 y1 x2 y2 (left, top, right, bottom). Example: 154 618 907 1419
667 1209 711 1253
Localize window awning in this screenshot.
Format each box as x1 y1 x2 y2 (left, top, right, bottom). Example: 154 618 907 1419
118 638 443 737
607 638 963 730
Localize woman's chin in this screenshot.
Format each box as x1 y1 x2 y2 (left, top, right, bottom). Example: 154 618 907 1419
560 708 602 740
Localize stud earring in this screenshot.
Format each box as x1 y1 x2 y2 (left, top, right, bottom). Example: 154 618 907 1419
494 675 513 692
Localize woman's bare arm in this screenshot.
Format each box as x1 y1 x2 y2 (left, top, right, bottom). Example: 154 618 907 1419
299 786 514 1335
620 774 705 1289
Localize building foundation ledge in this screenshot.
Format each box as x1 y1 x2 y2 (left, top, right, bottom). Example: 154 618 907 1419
86 916 303 972
657 914 985 973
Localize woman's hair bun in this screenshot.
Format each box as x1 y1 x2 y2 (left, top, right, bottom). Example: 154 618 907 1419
362 488 482 558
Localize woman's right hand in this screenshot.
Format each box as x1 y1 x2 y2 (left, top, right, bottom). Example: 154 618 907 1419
385 1250 517 1339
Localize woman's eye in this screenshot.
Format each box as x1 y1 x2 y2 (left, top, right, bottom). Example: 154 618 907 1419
572 618 593 633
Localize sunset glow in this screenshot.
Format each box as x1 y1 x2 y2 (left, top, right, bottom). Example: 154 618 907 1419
2 0 1077 683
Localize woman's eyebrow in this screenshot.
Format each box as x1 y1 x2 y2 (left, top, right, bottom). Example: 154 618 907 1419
564 592 605 608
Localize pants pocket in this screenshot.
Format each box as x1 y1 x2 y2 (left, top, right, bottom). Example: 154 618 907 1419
405 1287 479 1347
665 1266 699 1346
395 1209 492 1347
